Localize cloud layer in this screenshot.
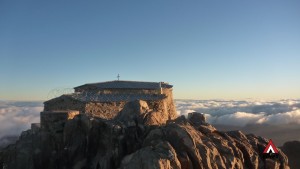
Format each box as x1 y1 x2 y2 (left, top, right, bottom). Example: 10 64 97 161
0 101 43 140
176 99 300 126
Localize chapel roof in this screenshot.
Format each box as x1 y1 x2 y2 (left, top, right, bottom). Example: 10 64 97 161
74 80 173 90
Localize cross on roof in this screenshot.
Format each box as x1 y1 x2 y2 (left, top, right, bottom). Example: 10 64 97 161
117 74 120 81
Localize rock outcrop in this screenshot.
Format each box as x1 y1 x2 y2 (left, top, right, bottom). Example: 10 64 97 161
281 141 300 169
0 101 290 169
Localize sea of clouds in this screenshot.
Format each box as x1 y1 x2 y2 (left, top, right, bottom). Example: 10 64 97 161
0 100 43 146
176 99 300 126
0 99 300 146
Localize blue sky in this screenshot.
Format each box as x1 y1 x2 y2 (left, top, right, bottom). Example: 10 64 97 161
1 0 299 100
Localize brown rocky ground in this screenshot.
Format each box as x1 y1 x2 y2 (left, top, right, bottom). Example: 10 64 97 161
0 100 290 169
214 124 300 169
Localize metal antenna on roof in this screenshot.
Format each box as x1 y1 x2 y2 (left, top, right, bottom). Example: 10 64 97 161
117 74 120 81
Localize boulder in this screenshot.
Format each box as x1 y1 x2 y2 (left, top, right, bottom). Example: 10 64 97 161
116 100 171 126
120 141 181 169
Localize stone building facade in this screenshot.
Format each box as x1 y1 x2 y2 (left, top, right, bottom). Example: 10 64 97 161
43 80 177 120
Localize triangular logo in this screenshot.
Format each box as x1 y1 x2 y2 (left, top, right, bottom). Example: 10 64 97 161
263 139 278 154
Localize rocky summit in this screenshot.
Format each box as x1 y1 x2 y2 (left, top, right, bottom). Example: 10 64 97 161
0 100 290 169
0 81 291 169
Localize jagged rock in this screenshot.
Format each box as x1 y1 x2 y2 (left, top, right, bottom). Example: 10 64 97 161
0 136 18 150
281 141 300 169
121 113 289 169
0 102 290 169
265 159 280 169
116 100 170 126
187 112 206 125
116 100 150 126
120 141 181 169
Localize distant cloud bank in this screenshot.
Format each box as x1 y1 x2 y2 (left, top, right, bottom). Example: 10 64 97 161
176 99 300 126
0 101 43 142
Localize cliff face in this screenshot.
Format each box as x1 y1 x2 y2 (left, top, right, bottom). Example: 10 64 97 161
0 100 289 169
281 141 300 169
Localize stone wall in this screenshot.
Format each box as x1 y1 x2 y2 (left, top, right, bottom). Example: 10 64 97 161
44 96 86 113
85 93 177 120
161 88 177 119
44 88 177 120
85 102 126 119
95 98 176 121
76 89 162 95
102 89 161 95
